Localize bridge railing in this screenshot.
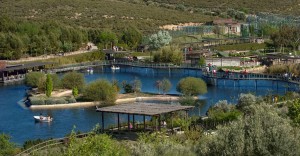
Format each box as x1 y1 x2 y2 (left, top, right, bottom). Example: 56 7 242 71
204 71 300 85
202 71 296 82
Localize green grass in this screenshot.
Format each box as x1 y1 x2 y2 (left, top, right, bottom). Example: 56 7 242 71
214 43 267 51
131 52 151 57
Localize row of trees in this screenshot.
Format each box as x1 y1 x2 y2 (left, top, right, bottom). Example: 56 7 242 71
0 17 87 60
270 25 300 52
0 15 176 60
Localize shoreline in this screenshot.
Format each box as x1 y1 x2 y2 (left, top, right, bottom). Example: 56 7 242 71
29 95 181 110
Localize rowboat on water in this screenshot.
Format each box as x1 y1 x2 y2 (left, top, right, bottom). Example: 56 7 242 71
111 65 120 70
87 67 94 73
33 116 53 122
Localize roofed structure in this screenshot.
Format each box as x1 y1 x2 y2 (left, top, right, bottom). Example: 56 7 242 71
0 62 54 84
96 103 194 116
0 62 53 72
97 102 194 132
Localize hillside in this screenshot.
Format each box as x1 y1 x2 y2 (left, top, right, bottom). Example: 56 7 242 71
0 0 212 32
148 0 300 16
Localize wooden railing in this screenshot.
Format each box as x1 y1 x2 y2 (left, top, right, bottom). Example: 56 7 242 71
15 133 90 156
202 71 300 84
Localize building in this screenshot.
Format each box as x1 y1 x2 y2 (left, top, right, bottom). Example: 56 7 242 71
260 52 300 65
0 61 53 84
209 19 241 35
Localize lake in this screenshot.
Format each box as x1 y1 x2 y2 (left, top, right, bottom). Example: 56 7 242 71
0 66 287 145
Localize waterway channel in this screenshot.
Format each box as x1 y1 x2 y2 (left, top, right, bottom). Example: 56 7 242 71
0 66 288 145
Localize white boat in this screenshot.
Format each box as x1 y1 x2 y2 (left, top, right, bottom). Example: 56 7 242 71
87 68 94 73
111 65 120 70
33 116 53 122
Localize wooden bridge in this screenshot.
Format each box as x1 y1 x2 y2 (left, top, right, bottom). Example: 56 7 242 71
49 61 203 73
202 71 300 90
49 61 300 88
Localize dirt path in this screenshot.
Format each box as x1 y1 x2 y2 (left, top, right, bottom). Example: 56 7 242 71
7 43 98 64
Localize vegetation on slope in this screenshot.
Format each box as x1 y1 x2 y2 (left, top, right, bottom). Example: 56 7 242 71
146 0 300 16
0 0 212 32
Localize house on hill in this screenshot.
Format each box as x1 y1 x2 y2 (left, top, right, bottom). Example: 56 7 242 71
207 18 242 36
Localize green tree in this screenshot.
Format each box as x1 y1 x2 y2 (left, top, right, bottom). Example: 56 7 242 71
67 133 129 156
198 56 206 67
0 133 16 156
72 87 78 97
130 132 195 156
98 29 117 49
83 79 117 105
50 74 61 90
207 100 242 122
45 74 53 97
288 99 300 125
154 80 162 94
153 45 183 65
176 77 207 96
148 30 172 50
61 71 85 90
121 26 142 50
25 72 45 88
132 77 142 94
198 103 300 156
161 78 172 94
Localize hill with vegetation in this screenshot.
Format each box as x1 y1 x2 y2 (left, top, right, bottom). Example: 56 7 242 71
0 0 212 32
147 0 300 16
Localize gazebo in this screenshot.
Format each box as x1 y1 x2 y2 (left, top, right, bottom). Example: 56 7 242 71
96 102 194 132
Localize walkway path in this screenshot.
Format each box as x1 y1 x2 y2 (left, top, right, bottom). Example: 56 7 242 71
7 43 98 64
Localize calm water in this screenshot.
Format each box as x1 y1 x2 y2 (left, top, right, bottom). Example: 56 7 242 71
0 66 287 145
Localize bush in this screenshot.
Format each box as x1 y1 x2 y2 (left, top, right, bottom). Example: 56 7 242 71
55 98 68 104
176 77 207 96
25 72 45 88
153 45 183 65
83 79 117 105
29 96 45 105
44 98 57 105
67 97 77 103
61 71 85 90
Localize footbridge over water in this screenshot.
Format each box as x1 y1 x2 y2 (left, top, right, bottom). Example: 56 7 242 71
202 71 300 91
49 61 203 73
49 61 300 91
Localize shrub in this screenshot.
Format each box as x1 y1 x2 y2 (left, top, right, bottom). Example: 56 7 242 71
72 87 79 97
67 97 77 103
44 98 57 105
55 98 68 104
153 45 183 65
29 97 45 105
25 72 45 88
83 79 117 105
61 71 85 90
176 77 207 96
45 74 53 97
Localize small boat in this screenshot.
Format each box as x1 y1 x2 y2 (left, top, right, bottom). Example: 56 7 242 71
87 68 94 73
111 65 120 70
33 116 53 122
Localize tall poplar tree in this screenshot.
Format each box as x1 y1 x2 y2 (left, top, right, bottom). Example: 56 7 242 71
45 74 53 97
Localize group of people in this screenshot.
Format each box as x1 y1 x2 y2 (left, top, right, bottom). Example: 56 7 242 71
40 113 51 121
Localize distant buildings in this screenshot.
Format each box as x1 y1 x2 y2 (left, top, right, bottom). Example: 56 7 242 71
210 18 241 35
